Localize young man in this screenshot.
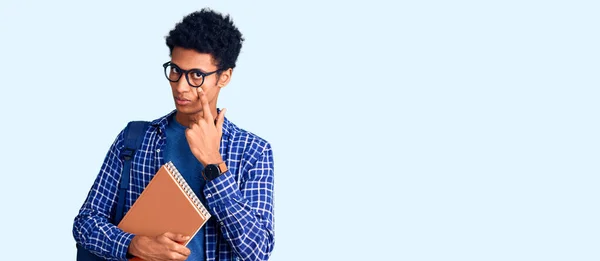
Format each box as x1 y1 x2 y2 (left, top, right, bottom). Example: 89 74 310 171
72 8 275 261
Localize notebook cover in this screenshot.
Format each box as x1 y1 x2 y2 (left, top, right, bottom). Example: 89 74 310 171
117 162 211 260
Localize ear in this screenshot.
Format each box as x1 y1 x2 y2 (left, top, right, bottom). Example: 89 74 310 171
217 68 233 88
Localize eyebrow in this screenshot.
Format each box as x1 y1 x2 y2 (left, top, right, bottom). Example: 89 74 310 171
170 62 210 73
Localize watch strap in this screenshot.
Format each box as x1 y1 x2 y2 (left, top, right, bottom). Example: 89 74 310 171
203 162 228 181
217 162 228 174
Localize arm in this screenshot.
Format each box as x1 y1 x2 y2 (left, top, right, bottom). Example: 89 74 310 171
184 93 275 260
203 143 275 261
72 129 135 261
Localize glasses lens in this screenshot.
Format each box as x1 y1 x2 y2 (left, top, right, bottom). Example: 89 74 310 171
187 70 204 87
164 64 182 82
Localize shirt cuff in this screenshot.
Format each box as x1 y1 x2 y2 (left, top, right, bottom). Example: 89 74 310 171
203 171 241 219
113 230 136 260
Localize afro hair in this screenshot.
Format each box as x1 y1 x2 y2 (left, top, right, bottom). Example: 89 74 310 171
166 8 244 70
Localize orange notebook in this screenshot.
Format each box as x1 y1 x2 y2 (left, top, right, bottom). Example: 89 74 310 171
117 161 211 260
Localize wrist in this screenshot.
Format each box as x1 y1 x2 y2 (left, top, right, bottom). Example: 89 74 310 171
127 235 144 258
201 154 223 166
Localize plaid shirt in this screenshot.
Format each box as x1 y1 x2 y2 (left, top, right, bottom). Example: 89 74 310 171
73 109 275 261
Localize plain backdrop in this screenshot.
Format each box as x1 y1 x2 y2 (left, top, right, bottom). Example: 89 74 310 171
0 0 598 260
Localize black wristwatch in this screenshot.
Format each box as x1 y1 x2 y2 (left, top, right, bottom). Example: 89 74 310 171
202 162 228 181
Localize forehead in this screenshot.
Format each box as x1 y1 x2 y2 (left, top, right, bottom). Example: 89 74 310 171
170 47 217 71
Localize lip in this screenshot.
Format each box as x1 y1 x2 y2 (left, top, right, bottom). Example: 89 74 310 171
175 97 191 105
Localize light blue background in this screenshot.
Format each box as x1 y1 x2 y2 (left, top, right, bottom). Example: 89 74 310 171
0 0 598 260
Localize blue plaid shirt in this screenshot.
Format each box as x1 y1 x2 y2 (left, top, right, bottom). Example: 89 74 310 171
73 109 275 261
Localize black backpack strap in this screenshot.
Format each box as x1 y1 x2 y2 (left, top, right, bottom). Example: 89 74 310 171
113 121 150 224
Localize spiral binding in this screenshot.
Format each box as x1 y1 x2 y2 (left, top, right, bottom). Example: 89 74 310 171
165 161 212 219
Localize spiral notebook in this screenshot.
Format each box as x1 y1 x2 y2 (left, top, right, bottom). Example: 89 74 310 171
117 161 211 255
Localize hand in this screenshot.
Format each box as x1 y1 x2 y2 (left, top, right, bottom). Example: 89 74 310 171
127 232 191 261
185 90 226 166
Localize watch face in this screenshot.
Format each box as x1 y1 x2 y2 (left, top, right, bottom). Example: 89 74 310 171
205 164 220 180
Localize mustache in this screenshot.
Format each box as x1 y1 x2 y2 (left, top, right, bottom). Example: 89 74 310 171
175 96 193 101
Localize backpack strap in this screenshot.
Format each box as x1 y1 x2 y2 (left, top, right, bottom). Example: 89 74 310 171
113 121 150 224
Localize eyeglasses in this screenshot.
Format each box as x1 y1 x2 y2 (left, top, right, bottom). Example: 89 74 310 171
162 61 221 88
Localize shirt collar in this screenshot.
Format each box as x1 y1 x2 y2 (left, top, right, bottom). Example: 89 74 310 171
151 108 233 137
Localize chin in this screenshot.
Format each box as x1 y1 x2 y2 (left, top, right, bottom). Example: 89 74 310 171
175 104 201 114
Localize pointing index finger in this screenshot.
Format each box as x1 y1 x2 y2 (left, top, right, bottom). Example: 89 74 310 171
200 90 213 123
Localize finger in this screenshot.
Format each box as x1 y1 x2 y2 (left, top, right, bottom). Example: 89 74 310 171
185 128 193 142
169 242 191 257
162 231 174 239
216 108 226 132
163 232 190 243
166 250 189 261
199 91 213 123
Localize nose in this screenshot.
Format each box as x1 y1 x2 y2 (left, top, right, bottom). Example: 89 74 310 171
174 75 192 93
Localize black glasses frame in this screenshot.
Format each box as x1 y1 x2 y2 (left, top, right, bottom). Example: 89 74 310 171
162 61 221 88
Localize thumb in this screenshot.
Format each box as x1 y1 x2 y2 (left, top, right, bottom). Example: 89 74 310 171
164 232 190 243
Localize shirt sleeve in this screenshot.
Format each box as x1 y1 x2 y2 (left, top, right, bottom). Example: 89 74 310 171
203 142 275 261
72 129 135 261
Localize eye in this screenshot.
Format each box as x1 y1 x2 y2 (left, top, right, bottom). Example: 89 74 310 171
171 67 181 74
192 71 204 79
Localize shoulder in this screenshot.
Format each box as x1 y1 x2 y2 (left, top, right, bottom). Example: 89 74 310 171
224 118 273 160
110 110 174 149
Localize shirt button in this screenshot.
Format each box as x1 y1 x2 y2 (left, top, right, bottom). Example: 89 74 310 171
206 194 212 198
156 149 161 153
220 222 224 226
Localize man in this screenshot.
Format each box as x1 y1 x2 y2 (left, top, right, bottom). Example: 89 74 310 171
73 8 275 261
